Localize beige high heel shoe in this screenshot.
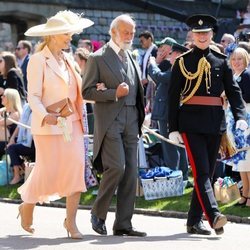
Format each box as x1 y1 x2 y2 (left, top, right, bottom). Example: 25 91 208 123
17 203 35 234
63 219 83 239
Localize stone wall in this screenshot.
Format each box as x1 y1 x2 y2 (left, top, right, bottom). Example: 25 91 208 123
71 9 189 48
0 3 188 50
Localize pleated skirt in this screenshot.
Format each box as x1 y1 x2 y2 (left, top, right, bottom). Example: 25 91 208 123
18 121 86 204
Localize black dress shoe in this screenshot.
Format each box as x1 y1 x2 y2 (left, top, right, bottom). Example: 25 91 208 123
113 228 147 237
187 221 211 235
91 214 107 235
185 181 194 189
213 214 227 229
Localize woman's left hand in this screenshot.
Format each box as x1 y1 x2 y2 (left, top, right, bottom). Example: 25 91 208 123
44 113 59 125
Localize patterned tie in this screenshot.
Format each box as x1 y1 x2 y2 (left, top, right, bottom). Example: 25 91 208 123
118 49 128 72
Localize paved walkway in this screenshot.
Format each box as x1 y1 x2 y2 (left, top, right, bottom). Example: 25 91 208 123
1 202 250 250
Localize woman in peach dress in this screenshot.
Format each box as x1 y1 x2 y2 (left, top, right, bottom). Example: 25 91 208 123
17 10 93 239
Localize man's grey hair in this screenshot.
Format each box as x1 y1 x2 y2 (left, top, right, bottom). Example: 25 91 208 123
109 14 135 36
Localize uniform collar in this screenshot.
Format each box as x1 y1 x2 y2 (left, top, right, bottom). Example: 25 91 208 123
193 46 210 56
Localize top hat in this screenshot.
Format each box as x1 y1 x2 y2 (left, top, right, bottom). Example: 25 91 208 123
155 37 176 47
186 14 217 33
25 10 94 37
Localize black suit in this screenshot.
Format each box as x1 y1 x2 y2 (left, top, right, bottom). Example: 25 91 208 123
236 69 250 103
21 54 30 91
2 69 26 102
169 46 246 228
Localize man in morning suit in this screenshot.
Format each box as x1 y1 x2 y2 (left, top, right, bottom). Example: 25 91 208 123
168 14 247 235
15 40 32 91
82 14 145 237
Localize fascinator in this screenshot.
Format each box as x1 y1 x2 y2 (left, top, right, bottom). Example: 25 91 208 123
225 42 238 57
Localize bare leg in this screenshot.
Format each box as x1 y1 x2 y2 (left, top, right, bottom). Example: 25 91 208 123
240 172 248 204
245 172 250 206
18 202 35 233
64 192 83 239
10 165 22 185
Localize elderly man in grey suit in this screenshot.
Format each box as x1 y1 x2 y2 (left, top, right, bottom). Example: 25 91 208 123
82 14 145 237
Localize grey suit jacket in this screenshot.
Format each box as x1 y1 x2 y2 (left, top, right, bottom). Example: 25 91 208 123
82 43 145 171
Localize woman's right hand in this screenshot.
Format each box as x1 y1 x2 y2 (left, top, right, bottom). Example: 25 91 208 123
44 113 59 125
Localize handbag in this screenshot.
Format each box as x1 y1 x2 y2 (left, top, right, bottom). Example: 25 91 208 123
46 98 74 117
219 132 237 159
214 177 241 204
0 160 13 186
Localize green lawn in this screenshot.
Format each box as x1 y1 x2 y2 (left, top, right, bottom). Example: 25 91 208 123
1 184 250 218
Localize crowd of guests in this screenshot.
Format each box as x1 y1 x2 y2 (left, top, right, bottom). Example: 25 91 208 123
0 10 249 200
134 24 250 207
0 8 249 240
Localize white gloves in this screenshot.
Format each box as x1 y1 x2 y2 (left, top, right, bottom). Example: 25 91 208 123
169 131 184 144
236 119 248 131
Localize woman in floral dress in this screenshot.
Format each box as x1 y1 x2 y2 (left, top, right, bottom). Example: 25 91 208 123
225 47 250 207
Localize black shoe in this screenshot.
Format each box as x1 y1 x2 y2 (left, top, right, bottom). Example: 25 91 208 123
215 227 224 235
213 214 227 229
91 214 107 235
187 221 211 235
113 228 147 237
185 181 194 189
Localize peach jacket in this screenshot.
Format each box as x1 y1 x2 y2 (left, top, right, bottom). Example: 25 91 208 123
27 45 84 135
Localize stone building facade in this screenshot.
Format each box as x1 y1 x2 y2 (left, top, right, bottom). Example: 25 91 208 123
0 1 188 51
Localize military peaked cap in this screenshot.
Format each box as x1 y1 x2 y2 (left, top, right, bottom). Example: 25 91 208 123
186 14 217 33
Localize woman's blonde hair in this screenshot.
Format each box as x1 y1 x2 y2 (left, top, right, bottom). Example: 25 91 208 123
3 88 22 115
229 47 250 69
35 36 52 52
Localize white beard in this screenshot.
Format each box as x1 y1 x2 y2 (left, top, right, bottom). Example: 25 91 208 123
115 33 133 51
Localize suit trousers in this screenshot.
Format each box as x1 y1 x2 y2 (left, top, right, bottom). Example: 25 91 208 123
182 132 222 227
158 120 189 180
91 106 139 230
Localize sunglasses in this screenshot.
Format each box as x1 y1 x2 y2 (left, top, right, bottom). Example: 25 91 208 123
15 47 23 51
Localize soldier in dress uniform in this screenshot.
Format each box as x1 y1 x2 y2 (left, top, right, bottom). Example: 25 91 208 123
168 14 248 235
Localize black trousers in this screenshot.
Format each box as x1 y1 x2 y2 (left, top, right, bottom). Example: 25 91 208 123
182 132 222 228
6 142 35 167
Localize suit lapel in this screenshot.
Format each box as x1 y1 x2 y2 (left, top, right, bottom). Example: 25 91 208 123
42 46 68 84
64 53 82 90
102 45 125 83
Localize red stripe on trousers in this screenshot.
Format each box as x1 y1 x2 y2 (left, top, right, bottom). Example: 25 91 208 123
182 133 212 227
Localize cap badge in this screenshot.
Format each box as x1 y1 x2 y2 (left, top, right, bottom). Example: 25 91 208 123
198 19 203 26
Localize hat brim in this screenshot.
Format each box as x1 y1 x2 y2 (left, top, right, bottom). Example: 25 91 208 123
155 42 173 47
192 28 212 33
25 18 94 37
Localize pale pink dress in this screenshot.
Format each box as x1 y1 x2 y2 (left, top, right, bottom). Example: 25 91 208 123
18 63 86 204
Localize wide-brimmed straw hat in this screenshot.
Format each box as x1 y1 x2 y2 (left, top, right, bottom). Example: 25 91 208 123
25 10 94 37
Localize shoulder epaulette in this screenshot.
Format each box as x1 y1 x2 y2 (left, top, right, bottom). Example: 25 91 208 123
175 48 193 60
210 47 227 58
